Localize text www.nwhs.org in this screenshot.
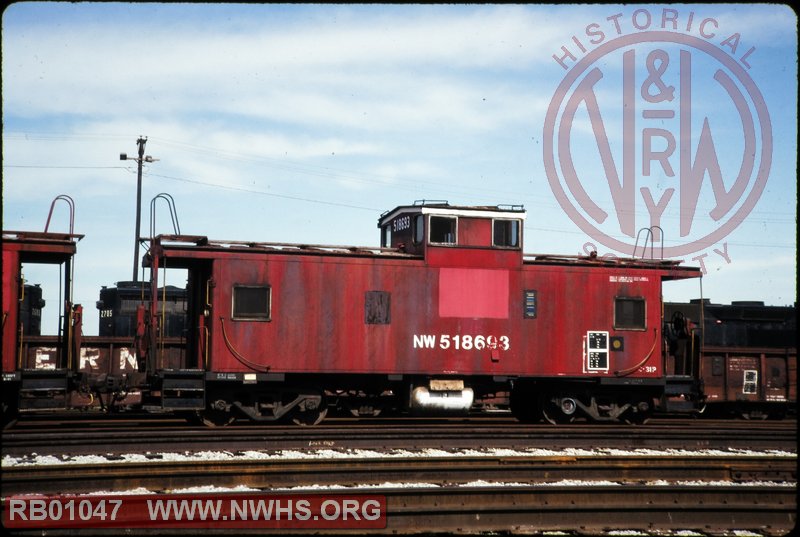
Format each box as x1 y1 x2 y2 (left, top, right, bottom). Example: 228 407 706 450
148 497 383 521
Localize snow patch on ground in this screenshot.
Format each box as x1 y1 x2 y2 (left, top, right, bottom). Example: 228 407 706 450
3 446 795 468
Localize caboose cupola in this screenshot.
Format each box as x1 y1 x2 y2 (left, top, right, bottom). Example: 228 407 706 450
378 201 526 265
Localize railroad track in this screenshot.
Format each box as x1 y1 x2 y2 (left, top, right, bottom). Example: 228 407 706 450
2 416 796 535
2 455 796 495
3 416 797 456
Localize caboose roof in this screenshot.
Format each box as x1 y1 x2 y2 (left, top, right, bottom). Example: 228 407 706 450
378 201 526 228
2 230 82 263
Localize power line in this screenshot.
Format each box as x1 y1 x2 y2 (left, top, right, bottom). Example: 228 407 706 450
5 165 126 169
5 132 798 232
6 159 796 220
148 172 379 212
6 131 797 215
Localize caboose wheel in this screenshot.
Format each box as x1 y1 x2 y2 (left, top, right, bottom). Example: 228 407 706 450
623 411 651 425
623 401 652 425
542 405 575 425
542 408 575 425
542 396 579 424
196 409 236 427
288 391 328 426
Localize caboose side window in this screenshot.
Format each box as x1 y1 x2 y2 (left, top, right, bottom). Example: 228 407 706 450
614 297 645 330
382 225 392 248
493 219 520 248
232 285 271 321
413 214 424 245
429 216 457 244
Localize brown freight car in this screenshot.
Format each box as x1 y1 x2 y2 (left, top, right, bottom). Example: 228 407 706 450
665 300 797 419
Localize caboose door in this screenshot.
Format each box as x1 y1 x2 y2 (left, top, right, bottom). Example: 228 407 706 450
184 262 213 370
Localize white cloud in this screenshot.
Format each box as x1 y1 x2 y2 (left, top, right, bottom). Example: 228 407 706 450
2 4 571 129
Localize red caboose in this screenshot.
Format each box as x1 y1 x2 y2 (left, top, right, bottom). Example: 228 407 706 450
141 201 702 425
2 197 151 418
2 207 82 414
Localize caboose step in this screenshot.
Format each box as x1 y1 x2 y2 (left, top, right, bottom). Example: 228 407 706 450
664 375 700 395
664 399 697 412
18 369 68 410
160 370 205 410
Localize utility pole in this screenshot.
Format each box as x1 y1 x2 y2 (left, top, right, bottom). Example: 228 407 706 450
120 137 158 282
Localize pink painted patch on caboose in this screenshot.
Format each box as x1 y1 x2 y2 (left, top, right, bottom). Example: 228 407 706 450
438 268 509 319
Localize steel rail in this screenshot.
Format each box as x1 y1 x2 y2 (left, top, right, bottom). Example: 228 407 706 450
3 419 797 456
381 485 797 536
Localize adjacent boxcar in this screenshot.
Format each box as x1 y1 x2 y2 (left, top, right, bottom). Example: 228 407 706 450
97 280 187 338
665 300 797 418
141 202 702 425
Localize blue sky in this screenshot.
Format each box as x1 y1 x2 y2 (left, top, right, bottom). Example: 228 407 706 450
3 3 797 335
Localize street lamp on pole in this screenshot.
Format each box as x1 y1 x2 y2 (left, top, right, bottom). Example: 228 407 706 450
120 137 159 282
